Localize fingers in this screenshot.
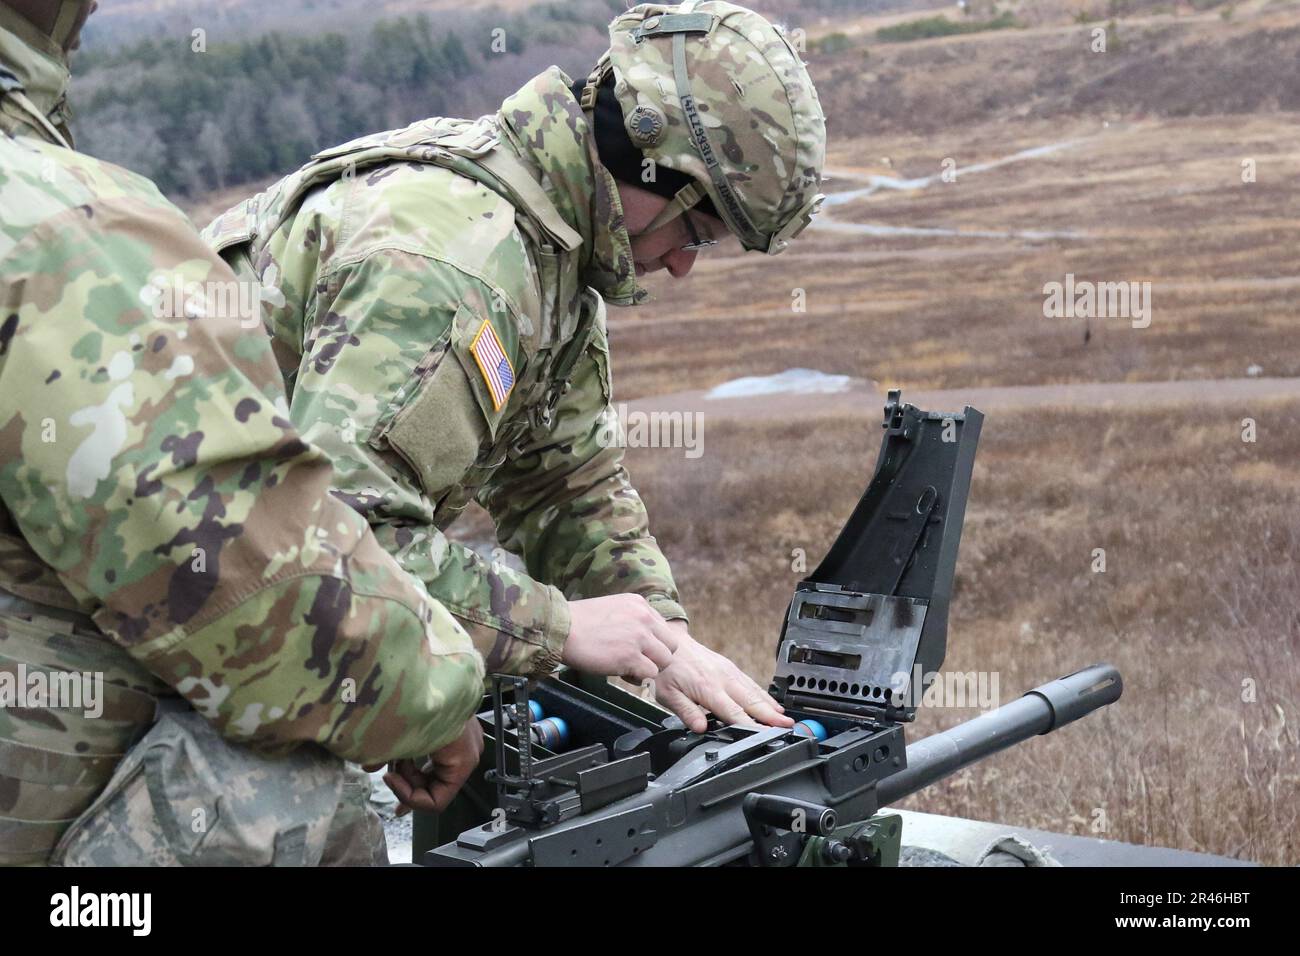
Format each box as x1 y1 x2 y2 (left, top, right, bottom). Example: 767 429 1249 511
384 775 418 817
691 650 790 733
730 680 794 727
676 649 795 730
384 761 438 816
634 603 679 670
702 650 790 727
703 686 753 728
387 719 483 814
649 614 685 654
384 756 477 816
390 758 428 792
657 684 709 733
428 762 474 813
564 595 683 678
637 636 674 672
728 669 793 726
703 685 791 730
757 675 787 713
622 654 660 683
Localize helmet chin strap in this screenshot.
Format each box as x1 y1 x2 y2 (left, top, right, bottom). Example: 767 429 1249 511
638 181 704 235
50 0 87 51
579 52 696 239
575 52 654 305
578 51 610 112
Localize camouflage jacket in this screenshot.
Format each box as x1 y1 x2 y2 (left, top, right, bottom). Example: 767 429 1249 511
203 68 687 679
0 17 484 864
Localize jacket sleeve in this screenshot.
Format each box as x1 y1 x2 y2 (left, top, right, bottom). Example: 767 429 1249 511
0 170 484 765
479 295 688 625
272 248 573 679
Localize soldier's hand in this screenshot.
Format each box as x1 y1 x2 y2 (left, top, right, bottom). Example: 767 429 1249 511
380 718 484 816
563 594 680 681
653 623 793 733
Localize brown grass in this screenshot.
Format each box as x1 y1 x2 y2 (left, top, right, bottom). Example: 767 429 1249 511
613 110 1300 401
607 398 1300 864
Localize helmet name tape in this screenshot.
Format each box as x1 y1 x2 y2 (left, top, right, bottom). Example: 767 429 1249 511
680 95 717 171
680 92 751 234
667 19 764 249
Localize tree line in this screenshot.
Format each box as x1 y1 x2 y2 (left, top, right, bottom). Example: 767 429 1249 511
71 0 625 199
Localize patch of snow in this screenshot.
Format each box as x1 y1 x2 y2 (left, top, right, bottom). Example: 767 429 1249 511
706 368 854 400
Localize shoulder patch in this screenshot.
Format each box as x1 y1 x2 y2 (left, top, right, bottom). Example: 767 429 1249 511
469 318 515 411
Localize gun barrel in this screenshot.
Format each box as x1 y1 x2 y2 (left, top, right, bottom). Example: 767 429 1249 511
876 664 1122 807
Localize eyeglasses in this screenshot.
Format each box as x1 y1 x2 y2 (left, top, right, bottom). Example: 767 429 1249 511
680 213 719 253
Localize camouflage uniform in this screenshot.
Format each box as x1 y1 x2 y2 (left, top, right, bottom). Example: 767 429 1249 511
202 2 824 688
0 2 484 866
203 68 689 680
201 0 825 858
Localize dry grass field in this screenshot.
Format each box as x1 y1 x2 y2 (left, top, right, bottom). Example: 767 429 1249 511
603 400 1300 865
617 109 1300 398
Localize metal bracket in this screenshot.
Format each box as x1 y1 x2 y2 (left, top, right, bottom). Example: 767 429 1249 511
798 812 903 867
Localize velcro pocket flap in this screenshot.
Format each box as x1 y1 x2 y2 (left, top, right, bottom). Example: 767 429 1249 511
380 304 509 499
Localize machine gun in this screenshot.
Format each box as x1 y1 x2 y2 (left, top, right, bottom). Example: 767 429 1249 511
420 391 1122 867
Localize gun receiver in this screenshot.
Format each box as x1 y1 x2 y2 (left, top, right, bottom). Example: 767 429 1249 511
420 391 1122 868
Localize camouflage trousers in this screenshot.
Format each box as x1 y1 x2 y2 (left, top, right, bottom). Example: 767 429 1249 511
51 701 388 867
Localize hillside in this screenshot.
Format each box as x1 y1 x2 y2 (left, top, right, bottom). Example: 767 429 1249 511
808 0 1300 135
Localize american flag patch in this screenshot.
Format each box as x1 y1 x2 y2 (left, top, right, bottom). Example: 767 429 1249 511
469 318 515 411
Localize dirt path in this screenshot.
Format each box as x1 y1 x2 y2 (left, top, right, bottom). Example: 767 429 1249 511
624 377 1300 422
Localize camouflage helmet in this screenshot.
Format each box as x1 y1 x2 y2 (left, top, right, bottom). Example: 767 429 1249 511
579 0 826 255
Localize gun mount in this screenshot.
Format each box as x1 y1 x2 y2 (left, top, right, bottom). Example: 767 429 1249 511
419 391 1123 867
